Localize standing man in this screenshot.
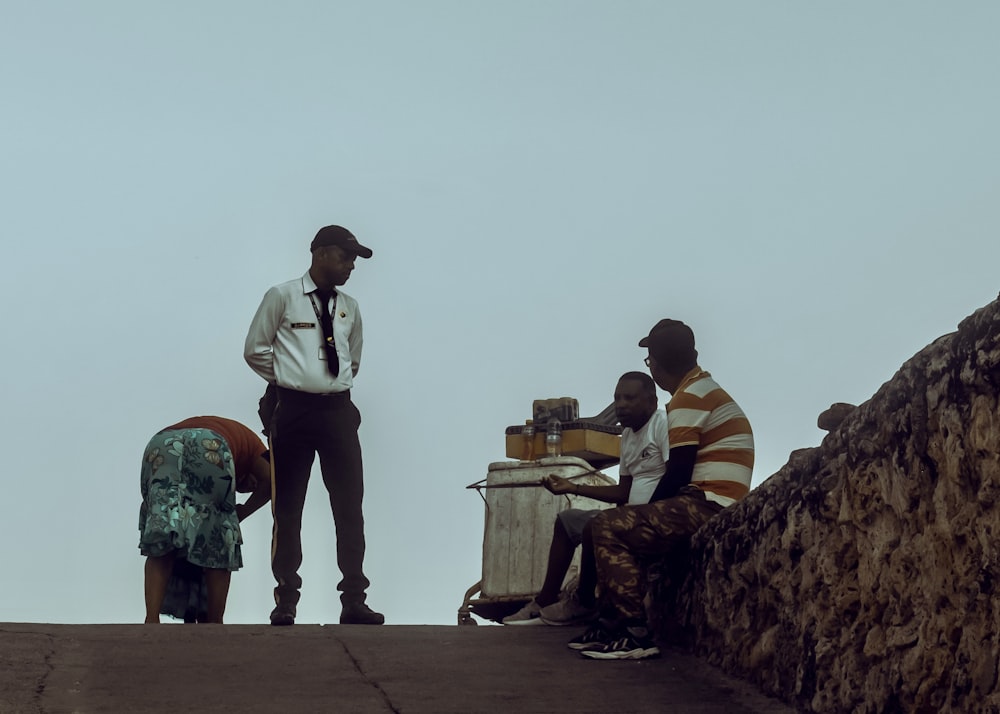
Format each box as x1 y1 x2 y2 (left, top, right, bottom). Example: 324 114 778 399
244 225 383 626
573 319 754 659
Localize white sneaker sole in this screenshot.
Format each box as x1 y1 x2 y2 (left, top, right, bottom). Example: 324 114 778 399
567 640 607 651
581 646 660 660
502 617 545 626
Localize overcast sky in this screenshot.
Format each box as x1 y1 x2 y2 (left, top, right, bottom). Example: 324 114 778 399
2 1 998 626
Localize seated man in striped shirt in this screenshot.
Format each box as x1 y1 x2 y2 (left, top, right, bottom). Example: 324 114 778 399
572 319 755 660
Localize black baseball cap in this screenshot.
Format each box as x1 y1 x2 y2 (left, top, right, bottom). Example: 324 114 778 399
639 319 697 367
310 225 373 258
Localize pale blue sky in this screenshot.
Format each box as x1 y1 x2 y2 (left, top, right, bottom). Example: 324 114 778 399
2 1 998 625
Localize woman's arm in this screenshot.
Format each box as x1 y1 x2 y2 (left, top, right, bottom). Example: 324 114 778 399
235 455 272 521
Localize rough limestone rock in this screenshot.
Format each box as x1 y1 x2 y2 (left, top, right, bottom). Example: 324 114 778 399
670 295 1000 713
817 402 857 432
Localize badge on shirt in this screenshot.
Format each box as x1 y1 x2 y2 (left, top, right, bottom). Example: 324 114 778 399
291 322 316 329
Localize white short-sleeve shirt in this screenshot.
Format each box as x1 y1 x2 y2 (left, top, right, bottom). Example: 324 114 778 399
620 409 670 505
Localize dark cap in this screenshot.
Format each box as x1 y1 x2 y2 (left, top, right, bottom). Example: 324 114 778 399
310 225 373 258
639 319 697 369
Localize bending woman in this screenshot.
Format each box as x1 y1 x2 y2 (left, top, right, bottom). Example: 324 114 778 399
138 415 271 624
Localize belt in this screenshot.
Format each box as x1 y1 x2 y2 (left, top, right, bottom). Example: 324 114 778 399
276 386 351 401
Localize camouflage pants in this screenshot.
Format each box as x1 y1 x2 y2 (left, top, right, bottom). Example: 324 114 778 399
591 485 723 622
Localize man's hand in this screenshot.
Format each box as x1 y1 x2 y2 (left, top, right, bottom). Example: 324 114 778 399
542 474 575 495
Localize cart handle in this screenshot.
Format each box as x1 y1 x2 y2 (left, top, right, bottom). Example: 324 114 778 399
465 465 606 490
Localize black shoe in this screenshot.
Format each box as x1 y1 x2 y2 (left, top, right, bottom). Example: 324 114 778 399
340 602 384 625
270 603 296 626
580 626 660 660
567 621 613 651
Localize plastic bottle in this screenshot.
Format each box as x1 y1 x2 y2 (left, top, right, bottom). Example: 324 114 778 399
545 418 563 457
521 420 536 461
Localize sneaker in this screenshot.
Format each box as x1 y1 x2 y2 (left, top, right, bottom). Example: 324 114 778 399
566 622 613 651
270 603 296 627
580 626 660 660
340 602 385 625
539 593 598 626
502 599 544 625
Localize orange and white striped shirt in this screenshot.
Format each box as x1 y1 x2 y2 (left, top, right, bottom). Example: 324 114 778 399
667 367 754 507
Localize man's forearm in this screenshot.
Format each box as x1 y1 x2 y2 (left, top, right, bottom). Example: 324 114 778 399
649 445 697 502
572 483 628 503
245 349 276 382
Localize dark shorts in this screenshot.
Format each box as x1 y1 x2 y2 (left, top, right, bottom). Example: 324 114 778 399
557 508 603 545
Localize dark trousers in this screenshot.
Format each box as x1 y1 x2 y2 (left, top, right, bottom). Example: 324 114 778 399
270 388 370 607
591 486 722 623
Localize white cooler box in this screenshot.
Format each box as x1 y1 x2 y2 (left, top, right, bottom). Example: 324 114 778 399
479 456 616 599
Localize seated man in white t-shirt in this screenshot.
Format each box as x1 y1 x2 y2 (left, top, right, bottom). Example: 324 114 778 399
502 372 668 626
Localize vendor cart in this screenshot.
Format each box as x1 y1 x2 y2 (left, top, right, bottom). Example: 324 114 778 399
458 455 618 625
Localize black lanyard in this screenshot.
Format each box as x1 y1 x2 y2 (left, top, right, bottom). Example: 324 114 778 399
310 289 341 377
308 291 337 320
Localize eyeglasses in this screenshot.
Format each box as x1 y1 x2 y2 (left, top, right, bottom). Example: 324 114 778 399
644 356 654 367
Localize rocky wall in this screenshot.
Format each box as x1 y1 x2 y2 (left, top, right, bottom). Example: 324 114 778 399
669 295 1000 713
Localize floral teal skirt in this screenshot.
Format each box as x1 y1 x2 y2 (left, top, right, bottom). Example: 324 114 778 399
138 427 244 620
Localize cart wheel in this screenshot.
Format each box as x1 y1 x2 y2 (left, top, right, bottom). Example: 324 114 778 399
458 612 478 626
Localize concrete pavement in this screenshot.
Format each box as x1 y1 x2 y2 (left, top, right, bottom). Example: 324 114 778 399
0 623 793 713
